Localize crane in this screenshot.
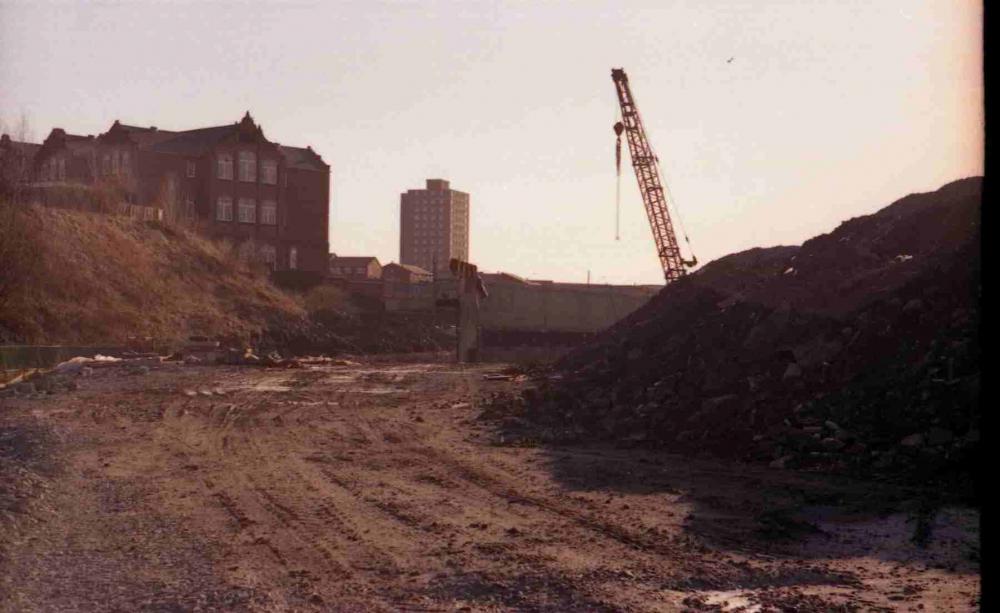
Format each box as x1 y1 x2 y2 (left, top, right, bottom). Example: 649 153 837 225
611 67 697 283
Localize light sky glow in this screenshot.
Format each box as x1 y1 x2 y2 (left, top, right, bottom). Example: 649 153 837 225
0 1 983 284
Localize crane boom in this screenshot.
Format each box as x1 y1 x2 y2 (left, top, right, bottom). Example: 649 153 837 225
611 67 695 283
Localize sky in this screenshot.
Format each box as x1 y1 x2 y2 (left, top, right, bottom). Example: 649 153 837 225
0 1 983 285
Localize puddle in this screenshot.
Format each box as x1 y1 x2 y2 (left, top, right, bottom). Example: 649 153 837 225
700 590 761 611
354 388 409 395
248 384 292 393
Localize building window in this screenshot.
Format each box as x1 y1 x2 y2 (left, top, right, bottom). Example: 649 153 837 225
238 198 256 223
261 159 277 184
185 197 196 218
260 245 277 270
112 151 120 175
260 200 277 225
57 158 66 181
216 196 233 221
289 246 298 270
187 161 196 178
217 153 233 180
238 150 256 182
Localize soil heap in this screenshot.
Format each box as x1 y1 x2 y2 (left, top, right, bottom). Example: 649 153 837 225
503 177 980 496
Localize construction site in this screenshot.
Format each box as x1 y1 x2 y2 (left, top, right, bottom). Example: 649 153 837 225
0 3 983 611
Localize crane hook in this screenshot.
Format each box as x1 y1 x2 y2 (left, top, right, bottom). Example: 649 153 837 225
614 121 624 241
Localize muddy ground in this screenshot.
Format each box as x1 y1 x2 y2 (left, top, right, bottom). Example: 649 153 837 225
0 360 980 611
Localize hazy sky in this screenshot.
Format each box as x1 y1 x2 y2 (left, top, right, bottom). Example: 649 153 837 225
1 1 983 284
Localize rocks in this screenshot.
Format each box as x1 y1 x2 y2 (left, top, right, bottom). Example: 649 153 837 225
926 427 954 446
510 178 980 492
902 298 924 313
769 455 793 469
820 437 845 451
782 363 802 380
900 433 924 448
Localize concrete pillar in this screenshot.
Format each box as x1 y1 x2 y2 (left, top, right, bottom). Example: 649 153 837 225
457 275 481 363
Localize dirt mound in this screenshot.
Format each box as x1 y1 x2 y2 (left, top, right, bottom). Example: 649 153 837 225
499 178 981 497
0 204 304 345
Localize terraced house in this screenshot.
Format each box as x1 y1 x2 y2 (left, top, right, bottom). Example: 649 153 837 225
26 112 330 273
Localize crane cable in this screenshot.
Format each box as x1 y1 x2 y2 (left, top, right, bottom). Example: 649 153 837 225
647 131 698 267
614 108 623 241
661 174 698 266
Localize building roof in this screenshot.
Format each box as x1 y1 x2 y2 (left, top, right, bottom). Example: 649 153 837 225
147 124 238 155
482 271 536 285
114 122 180 147
329 256 381 267
0 134 41 158
385 263 432 276
280 145 328 171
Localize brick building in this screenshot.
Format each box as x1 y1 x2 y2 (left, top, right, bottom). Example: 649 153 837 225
22 112 330 273
399 179 469 275
329 255 382 280
0 134 40 198
382 262 433 285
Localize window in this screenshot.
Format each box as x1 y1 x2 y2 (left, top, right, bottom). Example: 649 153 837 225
185 198 196 218
112 151 120 175
186 161 196 178
261 159 277 184
238 198 256 223
289 246 298 270
260 245 277 270
216 196 233 221
102 154 111 176
260 200 277 225
238 150 256 182
57 158 66 181
217 153 233 180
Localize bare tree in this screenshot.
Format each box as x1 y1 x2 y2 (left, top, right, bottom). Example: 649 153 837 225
0 112 40 316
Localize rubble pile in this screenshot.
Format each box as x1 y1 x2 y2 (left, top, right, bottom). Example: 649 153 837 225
260 310 455 356
499 178 981 494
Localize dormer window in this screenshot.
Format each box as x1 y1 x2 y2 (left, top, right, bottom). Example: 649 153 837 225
261 159 277 185
238 150 256 182
217 153 233 180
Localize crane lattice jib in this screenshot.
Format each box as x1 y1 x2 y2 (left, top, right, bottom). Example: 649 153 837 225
611 68 687 283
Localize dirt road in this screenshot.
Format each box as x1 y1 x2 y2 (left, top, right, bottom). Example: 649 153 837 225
1 360 980 611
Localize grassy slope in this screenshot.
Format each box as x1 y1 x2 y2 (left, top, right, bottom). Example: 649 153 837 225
2 205 304 345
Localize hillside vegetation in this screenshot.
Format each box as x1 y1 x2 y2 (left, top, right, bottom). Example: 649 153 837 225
0 204 304 345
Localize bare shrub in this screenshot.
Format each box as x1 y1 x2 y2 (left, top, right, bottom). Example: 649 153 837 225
303 284 358 316
0 200 41 318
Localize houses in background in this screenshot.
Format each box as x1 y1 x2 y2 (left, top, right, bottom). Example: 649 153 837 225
328 254 437 310
328 256 382 280
2 112 330 274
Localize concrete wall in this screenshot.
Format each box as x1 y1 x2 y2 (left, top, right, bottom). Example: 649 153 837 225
480 281 658 333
